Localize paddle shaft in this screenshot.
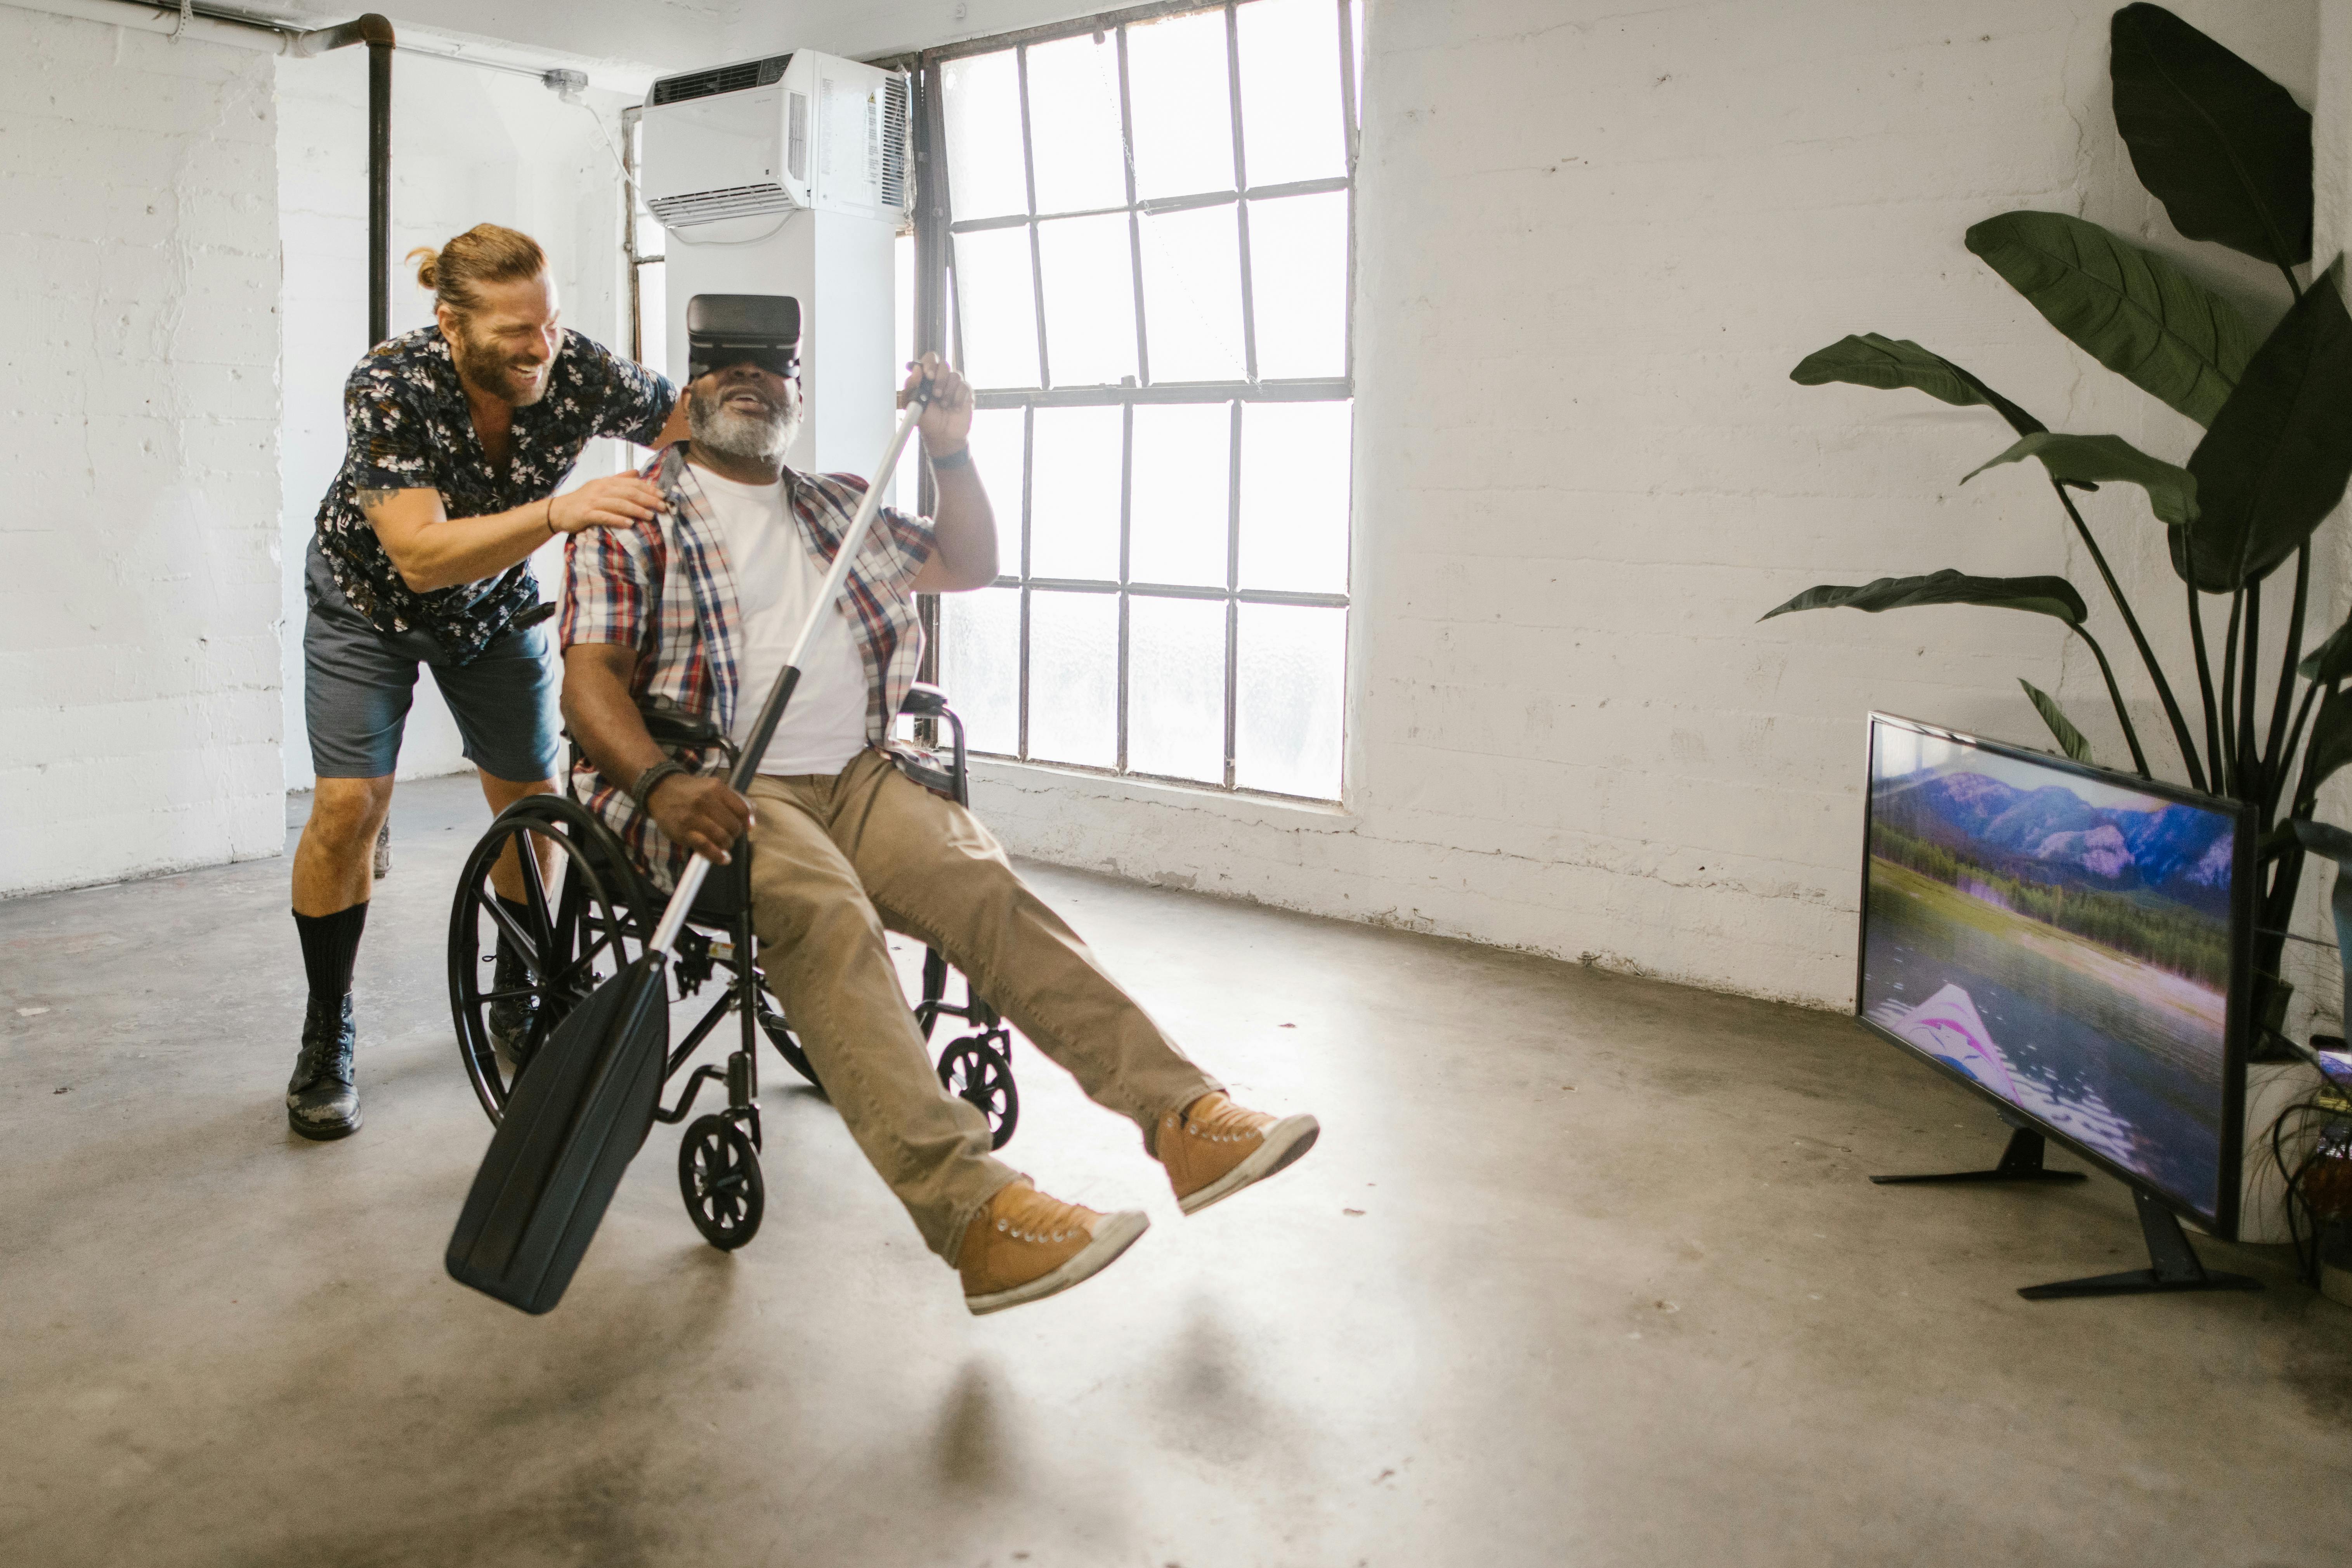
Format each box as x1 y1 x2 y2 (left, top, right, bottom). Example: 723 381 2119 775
646 387 932 955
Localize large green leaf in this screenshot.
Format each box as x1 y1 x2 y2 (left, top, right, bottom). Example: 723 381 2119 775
2020 679 2095 763
2111 3 2312 272
1964 210 2256 427
1790 334 2046 437
2179 263 2352 590
2298 612 2352 684
1960 432 2198 527
1760 569 2087 627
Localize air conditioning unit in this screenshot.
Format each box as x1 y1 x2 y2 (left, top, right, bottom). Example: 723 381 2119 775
642 50 909 229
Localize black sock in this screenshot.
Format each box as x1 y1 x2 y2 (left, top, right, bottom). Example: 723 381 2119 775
495 897 534 961
293 903 369 1006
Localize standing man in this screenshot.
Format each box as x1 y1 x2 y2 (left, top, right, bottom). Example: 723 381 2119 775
289 223 686 1141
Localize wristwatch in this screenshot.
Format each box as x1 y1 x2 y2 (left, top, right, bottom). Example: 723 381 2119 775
630 759 688 807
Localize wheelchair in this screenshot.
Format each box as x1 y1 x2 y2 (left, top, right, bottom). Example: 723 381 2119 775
445 683 1018 1252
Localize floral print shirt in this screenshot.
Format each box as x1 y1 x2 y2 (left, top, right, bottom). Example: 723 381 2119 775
312 325 674 662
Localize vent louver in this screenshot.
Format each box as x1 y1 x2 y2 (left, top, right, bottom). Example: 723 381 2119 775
647 183 792 227
880 74 910 209
650 54 790 106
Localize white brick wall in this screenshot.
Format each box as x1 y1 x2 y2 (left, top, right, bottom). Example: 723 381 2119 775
0 9 281 897
956 0 2326 1011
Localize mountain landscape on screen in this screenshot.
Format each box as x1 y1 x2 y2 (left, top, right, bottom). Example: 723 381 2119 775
1873 770 2232 915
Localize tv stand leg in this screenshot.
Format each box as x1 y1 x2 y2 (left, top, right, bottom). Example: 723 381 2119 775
2017 1190 2264 1301
1870 1126 2089 1186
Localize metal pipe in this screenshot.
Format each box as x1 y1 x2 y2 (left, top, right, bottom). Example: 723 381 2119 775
366 23 392 346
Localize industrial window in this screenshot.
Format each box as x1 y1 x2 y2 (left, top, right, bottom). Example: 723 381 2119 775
912 0 1363 800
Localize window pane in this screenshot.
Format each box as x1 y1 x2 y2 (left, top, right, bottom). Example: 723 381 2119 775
1247 191 1348 378
1028 405 1122 580
1129 402 1230 587
636 261 666 386
1238 400 1351 593
1036 213 1138 388
1138 203 1246 384
942 586 1021 755
966 406 1026 546
943 51 1029 220
1028 590 1118 767
1129 595 1226 783
952 227 1040 390
1235 602 1343 798
1126 9 1235 199
1237 0 1348 187
1026 33 1127 214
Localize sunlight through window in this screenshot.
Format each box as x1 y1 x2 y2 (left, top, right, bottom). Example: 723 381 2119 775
925 0 1358 800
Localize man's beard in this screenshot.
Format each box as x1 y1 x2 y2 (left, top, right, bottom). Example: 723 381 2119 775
689 380 800 465
449 323 552 408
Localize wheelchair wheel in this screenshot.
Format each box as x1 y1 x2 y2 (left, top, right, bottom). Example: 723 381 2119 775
755 989 824 1091
449 796 646 1124
937 1032 1018 1151
679 1113 764 1250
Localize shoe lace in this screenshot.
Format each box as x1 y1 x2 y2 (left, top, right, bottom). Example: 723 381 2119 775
1181 1093 1267 1144
992 1186 1096 1247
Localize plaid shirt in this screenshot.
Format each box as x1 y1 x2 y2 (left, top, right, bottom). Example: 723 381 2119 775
560 444 936 890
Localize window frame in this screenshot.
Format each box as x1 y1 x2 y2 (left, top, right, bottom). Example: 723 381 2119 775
909 0 1362 800
620 105 665 369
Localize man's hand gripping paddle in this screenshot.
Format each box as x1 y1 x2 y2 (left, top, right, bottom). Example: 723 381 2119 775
446 380 935 1314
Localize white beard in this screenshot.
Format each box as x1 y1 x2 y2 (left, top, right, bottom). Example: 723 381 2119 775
689 388 800 465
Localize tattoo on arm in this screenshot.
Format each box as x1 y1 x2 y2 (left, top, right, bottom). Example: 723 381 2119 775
353 488 400 513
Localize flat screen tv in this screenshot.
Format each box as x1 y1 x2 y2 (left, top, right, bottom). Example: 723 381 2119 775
1858 713 2252 1237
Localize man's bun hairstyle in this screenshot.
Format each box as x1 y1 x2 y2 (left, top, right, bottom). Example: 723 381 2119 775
408 224 548 319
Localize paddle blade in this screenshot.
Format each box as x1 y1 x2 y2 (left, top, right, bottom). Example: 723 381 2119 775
446 954 671 1314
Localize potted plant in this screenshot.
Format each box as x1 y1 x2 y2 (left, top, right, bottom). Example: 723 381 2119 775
1770 3 2352 1052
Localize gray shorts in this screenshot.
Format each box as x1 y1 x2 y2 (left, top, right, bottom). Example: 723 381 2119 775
303 540 562 783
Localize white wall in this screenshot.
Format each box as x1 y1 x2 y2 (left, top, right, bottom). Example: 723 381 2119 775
0 8 282 898
926 0 2328 1011
276 48 639 789
729 1 1119 59
270 0 728 84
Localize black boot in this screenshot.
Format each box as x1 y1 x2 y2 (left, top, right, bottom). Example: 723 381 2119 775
488 933 542 1069
288 992 361 1140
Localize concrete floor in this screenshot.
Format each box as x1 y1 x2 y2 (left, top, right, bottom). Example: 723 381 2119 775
3 777 2349 1567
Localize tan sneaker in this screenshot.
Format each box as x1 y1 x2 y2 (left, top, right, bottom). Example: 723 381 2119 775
1158 1092 1320 1215
957 1179 1149 1316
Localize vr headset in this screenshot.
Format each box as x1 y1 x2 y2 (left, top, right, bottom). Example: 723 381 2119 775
685 293 801 381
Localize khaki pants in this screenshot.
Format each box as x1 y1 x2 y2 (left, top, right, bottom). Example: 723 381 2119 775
744 749 1219 1263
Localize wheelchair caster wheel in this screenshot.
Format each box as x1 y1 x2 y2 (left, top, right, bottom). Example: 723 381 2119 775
679 1114 764 1251
937 1033 1018 1151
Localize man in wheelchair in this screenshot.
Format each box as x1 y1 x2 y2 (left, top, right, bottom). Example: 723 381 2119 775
557 309 1318 1315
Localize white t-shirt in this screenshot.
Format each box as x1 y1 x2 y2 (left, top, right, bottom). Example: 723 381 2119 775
690 465 872 777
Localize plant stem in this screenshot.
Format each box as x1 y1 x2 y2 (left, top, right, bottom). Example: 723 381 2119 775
2280 264 2305 302
2049 482 2203 791
2264 543 2310 796
2241 577 2264 806
2187 582 2224 788
2078 628 2150 777
2291 682 2342 821
2220 589 2243 789
2270 678 2320 821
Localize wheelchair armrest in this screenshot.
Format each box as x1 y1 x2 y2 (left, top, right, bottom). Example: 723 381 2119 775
638 695 726 751
899 682 948 718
